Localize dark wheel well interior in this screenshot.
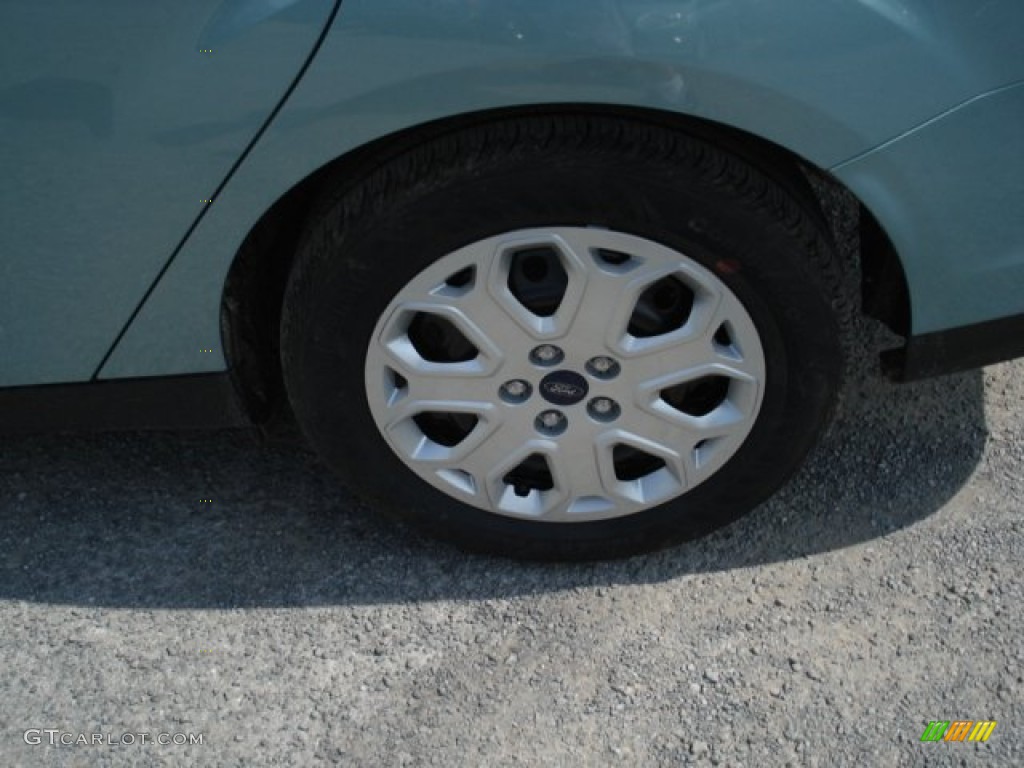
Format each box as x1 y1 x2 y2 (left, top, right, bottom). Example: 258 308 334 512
220 105 911 433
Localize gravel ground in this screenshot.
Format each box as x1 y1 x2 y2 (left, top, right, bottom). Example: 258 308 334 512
1 198 1022 766
1 357 1021 767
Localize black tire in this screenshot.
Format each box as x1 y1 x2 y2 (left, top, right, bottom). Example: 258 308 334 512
280 116 844 560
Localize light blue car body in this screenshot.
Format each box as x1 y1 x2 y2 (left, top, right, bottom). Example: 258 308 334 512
2 0 1023 389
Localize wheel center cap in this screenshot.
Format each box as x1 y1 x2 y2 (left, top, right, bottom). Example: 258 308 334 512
539 370 589 406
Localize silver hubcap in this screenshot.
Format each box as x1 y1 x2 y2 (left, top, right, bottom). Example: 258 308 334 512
364 227 766 522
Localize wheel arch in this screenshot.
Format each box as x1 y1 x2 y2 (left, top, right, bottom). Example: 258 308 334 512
219 104 911 432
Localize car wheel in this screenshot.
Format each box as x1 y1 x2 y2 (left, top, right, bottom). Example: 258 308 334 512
280 116 844 560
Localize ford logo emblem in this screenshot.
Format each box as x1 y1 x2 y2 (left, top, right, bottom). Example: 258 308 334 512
539 370 589 406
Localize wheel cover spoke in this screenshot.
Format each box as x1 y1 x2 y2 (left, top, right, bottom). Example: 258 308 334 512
365 227 766 523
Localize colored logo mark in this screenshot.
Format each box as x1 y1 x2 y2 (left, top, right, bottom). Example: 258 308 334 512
920 720 997 743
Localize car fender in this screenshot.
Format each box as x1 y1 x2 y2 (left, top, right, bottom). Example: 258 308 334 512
99 0 1024 379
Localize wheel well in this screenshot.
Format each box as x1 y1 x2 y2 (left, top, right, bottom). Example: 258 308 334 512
857 201 911 337
221 105 911 432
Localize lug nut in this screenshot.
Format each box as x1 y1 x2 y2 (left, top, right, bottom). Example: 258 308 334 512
541 411 563 428
535 410 568 435
530 344 564 366
500 379 532 403
504 380 527 397
586 356 621 379
588 397 621 422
